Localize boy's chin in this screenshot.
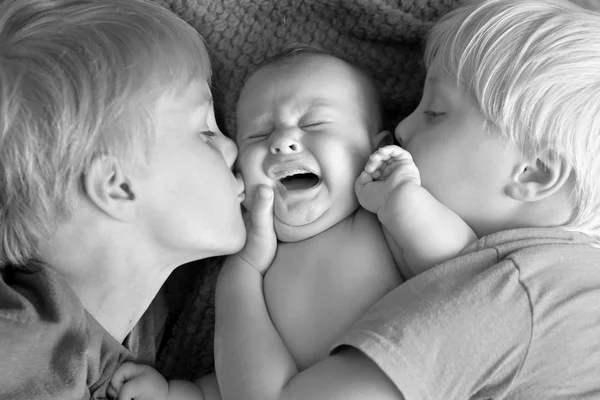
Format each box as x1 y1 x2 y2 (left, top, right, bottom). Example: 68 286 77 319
226 226 248 254
205 226 247 259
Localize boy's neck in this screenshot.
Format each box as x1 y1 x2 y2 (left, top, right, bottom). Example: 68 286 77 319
39 223 172 343
68 257 168 343
480 182 576 238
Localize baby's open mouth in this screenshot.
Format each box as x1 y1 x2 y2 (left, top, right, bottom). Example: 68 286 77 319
279 172 321 190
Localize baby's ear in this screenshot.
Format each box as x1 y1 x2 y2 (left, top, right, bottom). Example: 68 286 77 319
372 130 394 148
505 151 572 202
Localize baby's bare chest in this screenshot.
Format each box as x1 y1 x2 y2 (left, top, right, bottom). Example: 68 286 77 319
264 217 401 369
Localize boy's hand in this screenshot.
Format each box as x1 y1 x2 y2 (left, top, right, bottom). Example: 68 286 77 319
355 145 421 214
232 185 276 275
108 362 168 400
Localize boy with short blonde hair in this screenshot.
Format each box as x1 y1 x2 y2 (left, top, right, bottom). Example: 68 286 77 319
216 0 600 398
0 0 213 267
0 0 245 398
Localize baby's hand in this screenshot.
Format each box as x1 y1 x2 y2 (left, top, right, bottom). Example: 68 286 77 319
108 362 168 400
232 185 277 275
355 145 421 214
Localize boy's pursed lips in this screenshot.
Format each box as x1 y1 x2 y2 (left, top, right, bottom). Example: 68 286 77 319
235 174 245 201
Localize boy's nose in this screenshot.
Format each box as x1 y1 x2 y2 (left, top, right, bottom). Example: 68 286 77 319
218 134 238 169
394 115 414 147
270 132 303 154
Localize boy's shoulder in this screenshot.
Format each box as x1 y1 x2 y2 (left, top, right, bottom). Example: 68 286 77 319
463 226 600 281
0 263 165 399
0 264 91 398
498 230 600 396
334 227 600 398
0 264 86 333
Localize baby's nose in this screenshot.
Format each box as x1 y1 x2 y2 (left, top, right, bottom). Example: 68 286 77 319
270 134 303 154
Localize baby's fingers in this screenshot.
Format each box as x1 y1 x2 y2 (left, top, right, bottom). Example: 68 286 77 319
364 145 406 173
109 362 138 396
377 145 403 155
355 170 374 188
239 185 277 275
379 145 415 162
248 186 274 238
116 380 145 400
364 154 384 174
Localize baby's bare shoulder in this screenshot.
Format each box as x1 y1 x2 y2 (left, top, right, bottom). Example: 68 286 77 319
323 208 401 282
343 207 391 248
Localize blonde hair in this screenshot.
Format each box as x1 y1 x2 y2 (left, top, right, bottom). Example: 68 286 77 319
425 0 600 240
0 0 211 266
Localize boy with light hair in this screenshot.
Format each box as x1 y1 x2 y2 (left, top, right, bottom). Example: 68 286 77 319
0 0 247 398
216 0 600 398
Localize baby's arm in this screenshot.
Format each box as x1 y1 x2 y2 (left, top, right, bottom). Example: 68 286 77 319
355 145 476 278
214 186 298 400
108 362 218 400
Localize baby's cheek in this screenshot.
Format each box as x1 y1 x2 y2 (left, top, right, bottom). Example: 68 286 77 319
238 147 261 171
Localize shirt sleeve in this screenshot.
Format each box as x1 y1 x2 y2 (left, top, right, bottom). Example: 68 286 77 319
332 257 532 400
0 266 92 400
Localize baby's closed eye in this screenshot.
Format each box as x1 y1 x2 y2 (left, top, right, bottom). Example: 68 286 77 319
244 131 272 140
301 120 330 129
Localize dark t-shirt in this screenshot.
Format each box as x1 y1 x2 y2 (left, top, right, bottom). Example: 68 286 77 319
0 262 166 400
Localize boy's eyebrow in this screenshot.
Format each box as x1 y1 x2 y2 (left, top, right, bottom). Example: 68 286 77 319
189 85 213 107
196 92 213 106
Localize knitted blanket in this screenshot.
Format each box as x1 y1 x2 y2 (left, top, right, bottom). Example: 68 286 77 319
152 0 458 380
150 0 460 381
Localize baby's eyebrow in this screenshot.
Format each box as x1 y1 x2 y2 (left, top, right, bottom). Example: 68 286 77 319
306 99 335 109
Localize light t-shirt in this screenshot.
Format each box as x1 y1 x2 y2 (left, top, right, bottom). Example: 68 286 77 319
334 227 600 399
0 262 166 400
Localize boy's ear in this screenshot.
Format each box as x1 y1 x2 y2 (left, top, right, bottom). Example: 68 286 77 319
372 130 394 148
82 156 137 222
505 151 572 202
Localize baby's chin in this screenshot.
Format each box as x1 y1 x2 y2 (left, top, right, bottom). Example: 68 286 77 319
273 210 353 242
274 218 326 242
272 191 361 242
272 197 332 241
